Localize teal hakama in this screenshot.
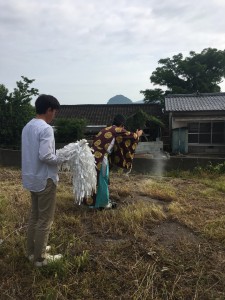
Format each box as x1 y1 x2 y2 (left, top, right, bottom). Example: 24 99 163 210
95 159 109 208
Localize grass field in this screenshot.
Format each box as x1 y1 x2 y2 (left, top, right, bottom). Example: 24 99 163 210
0 167 225 299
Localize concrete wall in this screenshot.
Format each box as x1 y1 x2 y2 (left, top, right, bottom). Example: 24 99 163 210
0 148 21 168
1 148 224 175
188 145 225 154
132 156 225 175
172 119 188 129
136 141 163 154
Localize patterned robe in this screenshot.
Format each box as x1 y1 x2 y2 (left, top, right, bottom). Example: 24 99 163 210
93 125 139 171
84 125 139 206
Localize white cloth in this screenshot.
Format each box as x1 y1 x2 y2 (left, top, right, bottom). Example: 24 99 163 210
102 138 115 176
107 137 115 154
56 140 97 204
22 118 61 192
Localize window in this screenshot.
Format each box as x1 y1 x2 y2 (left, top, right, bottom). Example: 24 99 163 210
189 123 199 133
188 121 225 144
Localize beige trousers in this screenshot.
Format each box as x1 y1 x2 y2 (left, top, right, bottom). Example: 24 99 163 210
27 179 56 262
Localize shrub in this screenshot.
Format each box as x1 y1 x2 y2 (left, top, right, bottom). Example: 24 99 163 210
54 118 87 143
193 162 225 175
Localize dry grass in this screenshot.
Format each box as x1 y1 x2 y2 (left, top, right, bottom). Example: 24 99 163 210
0 167 225 299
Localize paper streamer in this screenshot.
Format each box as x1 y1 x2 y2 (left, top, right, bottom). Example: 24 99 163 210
56 139 97 204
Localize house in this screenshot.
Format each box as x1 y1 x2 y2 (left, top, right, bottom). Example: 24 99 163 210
55 103 167 154
55 103 164 138
165 93 225 154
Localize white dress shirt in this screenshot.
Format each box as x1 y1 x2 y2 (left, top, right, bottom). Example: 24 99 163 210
22 118 61 192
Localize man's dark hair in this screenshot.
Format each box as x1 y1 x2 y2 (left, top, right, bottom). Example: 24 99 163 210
35 94 60 114
112 114 126 126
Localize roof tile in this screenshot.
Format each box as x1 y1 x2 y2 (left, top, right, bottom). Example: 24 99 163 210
55 104 163 125
165 93 225 112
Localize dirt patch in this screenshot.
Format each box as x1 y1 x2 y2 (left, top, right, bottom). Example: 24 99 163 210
150 220 202 248
113 193 172 207
136 195 171 205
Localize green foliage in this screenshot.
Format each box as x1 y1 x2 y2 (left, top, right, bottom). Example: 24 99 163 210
194 162 225 175
140 88 165 105
0 76 38 148
126 109 164 132
10 76 39 103
148 115 165 128
38 259 69 280
54 118 87 143
141 48 225 104
72 250 89 271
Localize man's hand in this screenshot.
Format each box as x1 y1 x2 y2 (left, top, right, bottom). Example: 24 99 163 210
136 129 143 138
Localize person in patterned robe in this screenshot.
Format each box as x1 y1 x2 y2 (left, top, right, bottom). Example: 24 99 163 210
84 114 143 209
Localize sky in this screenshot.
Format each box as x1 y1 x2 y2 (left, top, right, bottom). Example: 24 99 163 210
1 0 225 105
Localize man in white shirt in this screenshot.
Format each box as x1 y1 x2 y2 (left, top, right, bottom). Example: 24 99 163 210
22 94 65 267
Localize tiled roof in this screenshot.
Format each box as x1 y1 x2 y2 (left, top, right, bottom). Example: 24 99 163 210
55 104 163 125
165 93 225 112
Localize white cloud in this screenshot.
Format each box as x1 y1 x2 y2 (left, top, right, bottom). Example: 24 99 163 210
0 0 225 104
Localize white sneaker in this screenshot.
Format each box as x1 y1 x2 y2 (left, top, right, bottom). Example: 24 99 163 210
35 254 63 267
105 201 117 209
45 245 51 252
28 254 34 262
28 245 52 262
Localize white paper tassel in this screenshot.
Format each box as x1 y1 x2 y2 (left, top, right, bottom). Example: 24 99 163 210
56 139 97 204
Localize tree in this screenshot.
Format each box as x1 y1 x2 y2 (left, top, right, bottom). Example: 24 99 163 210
54 118 87 143
0 76 38 148
141 48 225 105
125 110 165 141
